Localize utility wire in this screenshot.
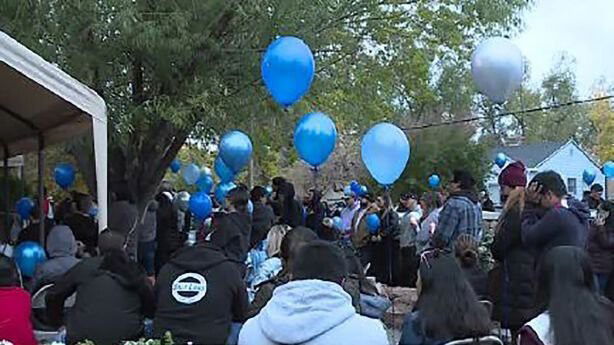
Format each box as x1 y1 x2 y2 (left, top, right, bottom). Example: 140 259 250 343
401 95 614 131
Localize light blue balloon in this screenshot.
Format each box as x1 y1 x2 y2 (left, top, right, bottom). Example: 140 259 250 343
428 174 441 188
359 185 368 197
196 174 214 193
361 123 410 186
261 36 315 107
182 163 201 186
366 214 381 234
294 112 337 167
16 197 34 220
14 241 47 277
189 192 213 220
265 185 273 196
343 186 353 197
248 200 254 215
495 153 507 168
54 163 76 189
583 169 596 185
214 156 235 183
219 130 253 173
215 182 237 204
170 159 181 173
604 161 614 178
332 216 343 231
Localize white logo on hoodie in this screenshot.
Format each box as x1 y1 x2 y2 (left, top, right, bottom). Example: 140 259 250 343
172 273 207 304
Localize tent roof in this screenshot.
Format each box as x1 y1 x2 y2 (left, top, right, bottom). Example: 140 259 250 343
0 31 106 157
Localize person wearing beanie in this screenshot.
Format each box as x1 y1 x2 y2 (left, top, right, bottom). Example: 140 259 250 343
490 161 538 338
431 170 483 249
239 240 388 345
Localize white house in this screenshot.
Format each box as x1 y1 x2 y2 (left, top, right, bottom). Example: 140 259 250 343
486 139 606 206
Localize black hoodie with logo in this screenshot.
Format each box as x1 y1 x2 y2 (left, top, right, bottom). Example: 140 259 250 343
153 243 248 345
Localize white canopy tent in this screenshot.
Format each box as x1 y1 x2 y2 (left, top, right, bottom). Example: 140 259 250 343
0 31 107 241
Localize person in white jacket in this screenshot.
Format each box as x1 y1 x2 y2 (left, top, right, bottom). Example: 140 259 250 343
239 240 388 345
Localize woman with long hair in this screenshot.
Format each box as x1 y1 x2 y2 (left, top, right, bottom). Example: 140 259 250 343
455 234 488 299
278 182 303 228
416 192 443 253
587 201 614 295
400 250 491 345
490 162 537 341
372 194 400 285
518 246 614 345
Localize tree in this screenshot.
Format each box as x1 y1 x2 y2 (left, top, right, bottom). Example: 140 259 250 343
0 0 531 213
588 93 614 162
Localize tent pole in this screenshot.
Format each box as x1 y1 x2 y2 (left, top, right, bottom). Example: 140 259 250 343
38 134 45 246
3 144 9 242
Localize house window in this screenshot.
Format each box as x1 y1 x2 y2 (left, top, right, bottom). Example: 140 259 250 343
567 178 577 195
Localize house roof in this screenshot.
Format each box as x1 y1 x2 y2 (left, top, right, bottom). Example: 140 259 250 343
491 141 567 168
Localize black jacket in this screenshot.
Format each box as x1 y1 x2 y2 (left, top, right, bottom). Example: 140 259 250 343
154 244 248 345
46 252 155 345
250 201 275 249
63 213 98 254
210 212 251 267
490 205 537 329
587 222 614 274
155 193 185 274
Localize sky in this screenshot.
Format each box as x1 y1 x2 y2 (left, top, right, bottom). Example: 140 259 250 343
514 0 614 96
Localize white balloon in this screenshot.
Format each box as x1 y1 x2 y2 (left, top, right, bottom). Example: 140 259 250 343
182 163 201 185
471 37 524 104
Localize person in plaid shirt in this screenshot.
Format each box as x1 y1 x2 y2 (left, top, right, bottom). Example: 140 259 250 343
430 170 483 250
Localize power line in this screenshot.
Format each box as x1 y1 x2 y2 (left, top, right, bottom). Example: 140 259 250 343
401 95 614 131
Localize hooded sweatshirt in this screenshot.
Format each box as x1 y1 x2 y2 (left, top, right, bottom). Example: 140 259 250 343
239 279 388 345
154 244 247 345
210 212 251 268
31 225 80 293
521 197 589 260
431 190 483 249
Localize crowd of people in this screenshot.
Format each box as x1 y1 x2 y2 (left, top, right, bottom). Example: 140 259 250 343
1 164 614 345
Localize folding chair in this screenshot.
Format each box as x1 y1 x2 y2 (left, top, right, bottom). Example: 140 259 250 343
445 335 504 345
31 284 76 343
480 300 494 317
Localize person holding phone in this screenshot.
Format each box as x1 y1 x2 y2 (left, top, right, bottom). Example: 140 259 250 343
521 171 590 262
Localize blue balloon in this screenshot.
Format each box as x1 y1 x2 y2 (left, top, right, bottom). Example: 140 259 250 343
261 36 315 107
495 153 507 169
14 241 47 277
583 169 596 186
54 163 76 189
350 181 362 195
189 192 213 220
361 123 410 186
366 214 381 234
294 112 337 167
604 161 614 178
196 174 214 194
170 159 181 173
219 130 253 173
359 185 368 197
215 182 237 204
332 216 343 231
182 163 201 186
16 197 34 220
214 156 235 183
428 174 441 188
265 185 273 196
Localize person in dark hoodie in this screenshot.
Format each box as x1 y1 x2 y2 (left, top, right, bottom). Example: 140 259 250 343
587 201 614 294
62 193 98 256
30 225 80 294
250 186 275 249
522 170 590 261
304 189 327 237
155 182 185 275
210 186 252 274
431 170 483 250
278 182 303 228
46 230 155 345
153 242 248 345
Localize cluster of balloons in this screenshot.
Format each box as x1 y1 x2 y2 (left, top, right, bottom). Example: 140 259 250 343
54 163 76 189
361 123 410 187
604 161 614 178
345 180 368 197
494 153 507 169
471 37 524 104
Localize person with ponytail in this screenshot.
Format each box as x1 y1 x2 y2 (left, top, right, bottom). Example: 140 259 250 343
518 246 614 345
455 234 488 299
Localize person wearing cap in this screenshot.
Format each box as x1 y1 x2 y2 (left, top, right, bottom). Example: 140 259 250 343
431 170 483 249
396 193 422 287
490 162 538 337
585 183 605 210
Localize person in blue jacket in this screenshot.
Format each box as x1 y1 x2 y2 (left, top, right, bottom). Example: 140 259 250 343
400 250 492 345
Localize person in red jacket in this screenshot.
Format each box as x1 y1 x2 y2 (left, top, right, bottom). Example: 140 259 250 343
0 254 37 345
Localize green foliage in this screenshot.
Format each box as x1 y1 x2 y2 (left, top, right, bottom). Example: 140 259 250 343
0 175 31 213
